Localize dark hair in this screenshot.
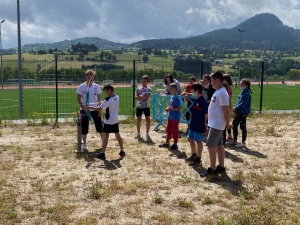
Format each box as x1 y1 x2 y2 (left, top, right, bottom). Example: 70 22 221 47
223 81 229 90
164 74 174 85
169 83 177 91
188 76 197 82
103 84 114 92
142 75 149 82
191 82 203 93
210 71 224 82
223 74 233 86
203 74 211 81
241 78 253 93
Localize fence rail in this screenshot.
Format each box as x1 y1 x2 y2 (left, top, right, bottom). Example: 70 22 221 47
0 57 300 121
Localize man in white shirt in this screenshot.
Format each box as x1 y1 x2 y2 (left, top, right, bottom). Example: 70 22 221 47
201 71 232 177
76 70 103 151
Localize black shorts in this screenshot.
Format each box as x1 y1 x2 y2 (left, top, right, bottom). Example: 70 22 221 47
136 108 151 117
81 110 103 135
103 123 119 133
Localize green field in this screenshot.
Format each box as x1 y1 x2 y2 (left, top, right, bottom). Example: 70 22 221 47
0 84 299 120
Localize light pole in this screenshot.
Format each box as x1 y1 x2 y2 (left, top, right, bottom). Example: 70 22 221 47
238 28 245 82
0 19 5 90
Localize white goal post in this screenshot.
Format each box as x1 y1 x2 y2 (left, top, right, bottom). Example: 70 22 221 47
103 80 114 86
131 80 138 87
285 81 295 86
154 79 164 87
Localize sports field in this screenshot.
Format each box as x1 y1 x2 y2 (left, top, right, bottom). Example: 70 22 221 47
0 84 299 120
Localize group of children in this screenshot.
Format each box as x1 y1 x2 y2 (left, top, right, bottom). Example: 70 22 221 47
157 72 252 177
77 70 252 177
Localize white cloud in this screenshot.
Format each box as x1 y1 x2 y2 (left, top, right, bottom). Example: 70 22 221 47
0 0 300 48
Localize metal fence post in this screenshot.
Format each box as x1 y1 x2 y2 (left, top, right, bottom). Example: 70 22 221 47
55 57 58 125
200 60 204 80
259 61 264 114
17 0 24 119
132 60 136 119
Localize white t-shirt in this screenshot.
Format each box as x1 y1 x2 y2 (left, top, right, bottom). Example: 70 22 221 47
208 87 229 130
100 95 119 125
76 82 101 111
136 86 152 108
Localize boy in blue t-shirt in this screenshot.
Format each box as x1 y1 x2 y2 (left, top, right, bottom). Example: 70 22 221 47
186 83 208 166
159 83 181 150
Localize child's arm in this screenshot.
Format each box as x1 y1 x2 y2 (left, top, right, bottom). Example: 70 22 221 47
222 105 232 129
86 105 102 112
139 93 151 100
77 94 88 115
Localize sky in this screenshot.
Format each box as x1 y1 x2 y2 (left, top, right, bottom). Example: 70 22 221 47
1 0 300 49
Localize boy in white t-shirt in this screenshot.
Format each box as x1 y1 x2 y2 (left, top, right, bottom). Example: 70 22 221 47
134 75 152 141
76 70 103 151
200 71 232 177
87 84 125 160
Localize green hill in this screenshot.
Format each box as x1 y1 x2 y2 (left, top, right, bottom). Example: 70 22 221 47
131 13 300 51
22 37 129 51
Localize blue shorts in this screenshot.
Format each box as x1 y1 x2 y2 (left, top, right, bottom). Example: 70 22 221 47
188 130 203 142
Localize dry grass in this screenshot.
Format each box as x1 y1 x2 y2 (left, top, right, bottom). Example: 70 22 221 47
0 114 300 224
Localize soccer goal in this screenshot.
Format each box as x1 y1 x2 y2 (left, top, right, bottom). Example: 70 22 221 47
154 79 164 87
285 81 295 86
231 77 239 84
131 80 138 87
103 80 114 87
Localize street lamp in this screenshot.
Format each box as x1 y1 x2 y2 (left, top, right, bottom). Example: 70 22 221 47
238 28 245 82
0 19 5 90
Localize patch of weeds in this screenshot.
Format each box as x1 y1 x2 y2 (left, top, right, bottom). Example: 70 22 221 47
232 204 280 225
238 187 254 200
202 195 217 205
178 173 192 183
90 179 122 200
178 198 195 210
75 217 97 225
232 169 245 185
39 204 75 223
151 212 174 224
217 217 232 225
150 188 164 204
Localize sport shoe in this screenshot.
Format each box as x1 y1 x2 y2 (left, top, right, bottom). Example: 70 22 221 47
119 150 126 157
134 133 141 139
216 165 226 174
170 144 178 150
185 154 197 162
96 152 106 160
225 137 234 144
188 159 202 166
235 143 246 148
200 168 217 177
145 134 152 142
82 144 87 150
159 143 169 148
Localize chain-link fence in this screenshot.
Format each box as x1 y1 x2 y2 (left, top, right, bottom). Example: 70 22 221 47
0 55 299 121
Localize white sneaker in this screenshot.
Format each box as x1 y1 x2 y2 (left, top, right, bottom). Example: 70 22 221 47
134 133 141 139
235 143 246 148
82 144 87 150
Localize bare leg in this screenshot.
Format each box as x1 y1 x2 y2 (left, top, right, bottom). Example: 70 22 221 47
145 116 150 133
99 132 103 142
196 141 203 158
188 138 196 154
82 134 87 144
216 144 225 167
115 133 124 150
102 133 109 153
208 147 217 170
136 117 142 133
